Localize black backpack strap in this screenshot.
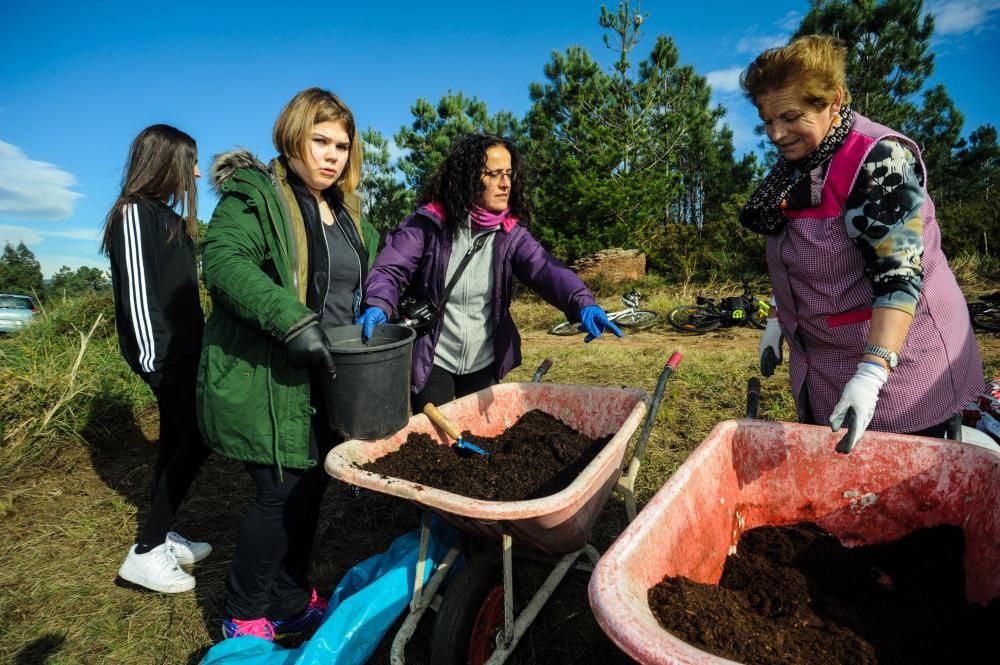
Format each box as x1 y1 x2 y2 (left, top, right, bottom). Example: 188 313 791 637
421 231 492 331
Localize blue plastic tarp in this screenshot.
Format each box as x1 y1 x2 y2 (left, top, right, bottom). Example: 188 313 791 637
199 517 458 665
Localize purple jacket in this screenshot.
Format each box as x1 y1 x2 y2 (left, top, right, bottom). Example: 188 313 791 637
364 204 596 392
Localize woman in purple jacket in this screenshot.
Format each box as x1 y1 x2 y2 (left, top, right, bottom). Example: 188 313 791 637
358 134 621 412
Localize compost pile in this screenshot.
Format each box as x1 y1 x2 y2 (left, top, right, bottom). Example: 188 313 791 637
648 522 998 664
361 409 610 501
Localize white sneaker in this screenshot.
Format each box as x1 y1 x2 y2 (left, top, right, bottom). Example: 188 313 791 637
166 531 213 565
118 543 195 593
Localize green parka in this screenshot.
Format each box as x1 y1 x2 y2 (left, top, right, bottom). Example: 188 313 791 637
196 149 378 471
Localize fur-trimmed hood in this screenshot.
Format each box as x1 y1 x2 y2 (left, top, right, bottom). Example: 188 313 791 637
209 148 268 195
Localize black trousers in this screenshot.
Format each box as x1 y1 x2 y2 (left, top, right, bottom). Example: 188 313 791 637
136 376 211 551
223 378 338 621
411 363 497 414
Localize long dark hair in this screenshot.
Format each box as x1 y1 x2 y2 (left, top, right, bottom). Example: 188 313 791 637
418 134 531 227
101 124 198 256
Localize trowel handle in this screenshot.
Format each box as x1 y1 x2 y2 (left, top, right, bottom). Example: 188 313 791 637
422 403 463 441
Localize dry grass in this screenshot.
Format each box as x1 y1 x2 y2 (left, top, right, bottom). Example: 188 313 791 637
1 286 998 665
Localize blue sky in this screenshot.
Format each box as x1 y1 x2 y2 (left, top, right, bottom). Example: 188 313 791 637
1 0 997 278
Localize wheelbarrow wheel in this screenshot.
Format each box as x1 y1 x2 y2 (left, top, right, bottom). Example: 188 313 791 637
430 553 504 665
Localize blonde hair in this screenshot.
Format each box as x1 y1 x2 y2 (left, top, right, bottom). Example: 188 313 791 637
272 87 362 192
740 35 853 109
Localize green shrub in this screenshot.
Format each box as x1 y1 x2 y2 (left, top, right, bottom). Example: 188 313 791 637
0 293 149 474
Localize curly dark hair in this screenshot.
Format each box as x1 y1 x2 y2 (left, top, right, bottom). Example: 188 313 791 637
418 134 531 228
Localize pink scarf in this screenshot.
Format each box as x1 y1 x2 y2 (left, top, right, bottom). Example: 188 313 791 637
469 204 519 233
424 201 519 233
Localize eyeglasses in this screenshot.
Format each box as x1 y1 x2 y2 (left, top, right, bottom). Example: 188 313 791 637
481 168 516 183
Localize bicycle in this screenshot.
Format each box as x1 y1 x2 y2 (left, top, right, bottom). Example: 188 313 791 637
968 291 1000 332
548 290 658 335
667 282 769 333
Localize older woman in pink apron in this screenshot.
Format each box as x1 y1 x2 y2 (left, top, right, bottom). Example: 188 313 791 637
739 35 983 450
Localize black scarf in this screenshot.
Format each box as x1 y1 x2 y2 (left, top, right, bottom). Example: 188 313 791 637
739 107 855 235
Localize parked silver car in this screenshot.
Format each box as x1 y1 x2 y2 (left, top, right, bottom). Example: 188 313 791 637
0 294 38 333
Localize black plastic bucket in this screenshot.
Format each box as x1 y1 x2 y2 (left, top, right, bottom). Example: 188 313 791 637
320 323 415 439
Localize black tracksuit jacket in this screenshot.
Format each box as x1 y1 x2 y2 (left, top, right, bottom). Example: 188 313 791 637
108 197 204 387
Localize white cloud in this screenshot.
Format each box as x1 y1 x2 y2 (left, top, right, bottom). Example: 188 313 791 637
706 67 746 94
0 224 42 246
0 140 83 220
42 228 101 241
736 33 788 55
927 0 1000 35
0 224 101 246
777 11 803 32
38 255 110 280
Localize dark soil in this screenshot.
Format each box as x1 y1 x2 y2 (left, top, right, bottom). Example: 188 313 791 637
648 522 998 664
361 409 610 501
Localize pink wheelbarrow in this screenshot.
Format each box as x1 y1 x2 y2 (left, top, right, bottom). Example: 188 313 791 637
325 353 682 664
588 419 1000 664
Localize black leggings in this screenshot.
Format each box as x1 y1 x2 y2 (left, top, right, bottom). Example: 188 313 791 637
223 381 338 621
223 457 331 620
136 377 211 551
411 363 497 414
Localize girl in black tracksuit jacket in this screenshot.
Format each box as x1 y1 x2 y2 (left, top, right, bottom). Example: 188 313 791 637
102 124 212 594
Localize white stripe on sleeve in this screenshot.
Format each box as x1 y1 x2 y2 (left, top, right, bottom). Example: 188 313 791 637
122 203 157 373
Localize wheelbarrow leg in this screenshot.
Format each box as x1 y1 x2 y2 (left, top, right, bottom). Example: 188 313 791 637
485 537 601 665
390 513 462 665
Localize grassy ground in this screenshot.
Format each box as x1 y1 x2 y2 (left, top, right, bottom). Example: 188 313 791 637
2 286 998 665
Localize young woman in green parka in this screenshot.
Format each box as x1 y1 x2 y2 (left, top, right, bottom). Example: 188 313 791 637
198 87 378 641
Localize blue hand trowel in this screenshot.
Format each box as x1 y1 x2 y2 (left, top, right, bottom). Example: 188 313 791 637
422 403 489 456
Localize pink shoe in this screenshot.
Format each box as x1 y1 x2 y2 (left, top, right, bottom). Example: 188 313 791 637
221 617 275 640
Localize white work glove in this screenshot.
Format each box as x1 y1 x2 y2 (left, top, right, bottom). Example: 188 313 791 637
829 362 889 452
759 316 783 377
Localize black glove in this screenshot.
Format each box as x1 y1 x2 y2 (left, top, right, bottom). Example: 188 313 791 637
284 321 337 379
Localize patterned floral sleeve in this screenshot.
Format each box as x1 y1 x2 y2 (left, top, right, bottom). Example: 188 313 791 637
843 138 925 315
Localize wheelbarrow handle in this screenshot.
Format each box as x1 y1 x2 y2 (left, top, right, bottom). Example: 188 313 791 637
531 357 554 383
746 377 761 420
632 351 683 464
422 403 463 442
834 407 859 454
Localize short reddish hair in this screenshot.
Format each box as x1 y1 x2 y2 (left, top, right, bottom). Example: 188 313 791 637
740 35 853 109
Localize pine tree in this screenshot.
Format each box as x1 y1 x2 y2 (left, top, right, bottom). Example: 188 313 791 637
394 92 522 194
49 265 110 297
795 0 934 131
524 1 752 268
0 242 44 298
359 128 414 236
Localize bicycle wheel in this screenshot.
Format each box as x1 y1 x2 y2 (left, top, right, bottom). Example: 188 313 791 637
749 298 769 329
667 305 721 333
614 310 658 329
972 305 1000 332
548 320 581 336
